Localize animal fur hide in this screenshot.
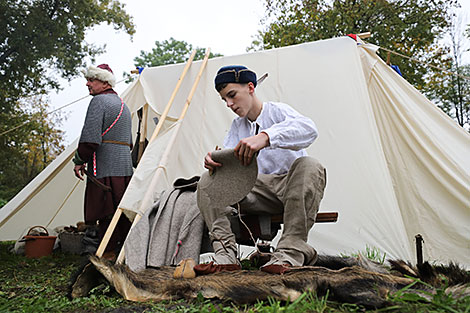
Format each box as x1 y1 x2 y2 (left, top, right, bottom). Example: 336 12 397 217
88 255 470 309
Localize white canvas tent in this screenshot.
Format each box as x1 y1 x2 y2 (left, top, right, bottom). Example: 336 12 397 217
1 37 469 267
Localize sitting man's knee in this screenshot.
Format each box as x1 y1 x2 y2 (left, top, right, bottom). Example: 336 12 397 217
292 156 324 172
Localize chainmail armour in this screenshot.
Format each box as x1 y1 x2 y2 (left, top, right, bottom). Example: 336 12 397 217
79 93 133 179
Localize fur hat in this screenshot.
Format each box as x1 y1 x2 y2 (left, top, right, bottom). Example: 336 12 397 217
82 63 116 87
197 148 258 210
214 65 257 89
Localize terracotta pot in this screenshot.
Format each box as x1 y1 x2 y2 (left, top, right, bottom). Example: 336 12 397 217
24 226 56 258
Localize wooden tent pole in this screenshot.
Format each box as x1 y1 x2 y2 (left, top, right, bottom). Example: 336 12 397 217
94 51 197 258
115 48 211 264
148 49 198 143
95 208 122 257
177 48 211 121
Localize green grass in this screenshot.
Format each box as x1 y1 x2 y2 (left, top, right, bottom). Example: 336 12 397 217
0 241 468 313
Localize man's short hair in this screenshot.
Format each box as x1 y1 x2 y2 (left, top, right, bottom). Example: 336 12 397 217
214 65 257 92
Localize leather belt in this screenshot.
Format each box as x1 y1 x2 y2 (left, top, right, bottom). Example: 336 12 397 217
102 140 131 147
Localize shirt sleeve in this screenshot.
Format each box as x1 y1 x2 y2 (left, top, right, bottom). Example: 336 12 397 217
76 142 99 163
262 102 318 150
223 119 241 149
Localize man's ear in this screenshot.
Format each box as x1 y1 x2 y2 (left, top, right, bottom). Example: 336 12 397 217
247 82 255 94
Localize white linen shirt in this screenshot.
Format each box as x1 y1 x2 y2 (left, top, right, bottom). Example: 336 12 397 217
223 101 318 175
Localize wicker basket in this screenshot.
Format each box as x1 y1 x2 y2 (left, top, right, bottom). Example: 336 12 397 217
59 232 84 254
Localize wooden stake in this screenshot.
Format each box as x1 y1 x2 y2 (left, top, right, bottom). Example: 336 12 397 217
115 48 211 264
94 51 197 259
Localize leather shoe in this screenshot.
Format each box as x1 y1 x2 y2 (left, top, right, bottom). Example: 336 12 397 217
194 261 241 275
173 258 197 279
261 263 292 275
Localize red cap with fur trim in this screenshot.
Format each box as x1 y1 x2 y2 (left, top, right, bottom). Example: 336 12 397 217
82 63 116 87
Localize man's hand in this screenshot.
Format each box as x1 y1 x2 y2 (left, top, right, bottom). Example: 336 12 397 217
234 132 270 166
74 164 86 180
204 151 222 175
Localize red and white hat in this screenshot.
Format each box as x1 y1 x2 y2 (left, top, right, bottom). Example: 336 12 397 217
82 63 116 87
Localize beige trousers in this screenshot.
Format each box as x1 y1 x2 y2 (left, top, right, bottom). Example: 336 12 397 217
199 156 327 266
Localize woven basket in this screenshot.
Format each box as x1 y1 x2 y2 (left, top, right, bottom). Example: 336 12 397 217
59 232 84 254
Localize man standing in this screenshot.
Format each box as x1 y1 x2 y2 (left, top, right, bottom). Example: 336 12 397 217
195 65 327 275
73 64 133 259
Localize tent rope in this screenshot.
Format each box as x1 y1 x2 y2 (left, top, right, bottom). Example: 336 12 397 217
0 77 131 137
378 46 470 81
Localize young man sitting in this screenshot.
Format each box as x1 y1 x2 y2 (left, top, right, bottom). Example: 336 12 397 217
195 65 327 275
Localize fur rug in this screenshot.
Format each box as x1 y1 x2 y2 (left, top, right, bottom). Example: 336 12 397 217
86 255 470 308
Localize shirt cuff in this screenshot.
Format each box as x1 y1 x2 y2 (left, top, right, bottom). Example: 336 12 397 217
262 129 278 149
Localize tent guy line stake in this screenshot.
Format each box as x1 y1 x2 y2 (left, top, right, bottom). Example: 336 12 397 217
115 48 211 264
94 50 198 259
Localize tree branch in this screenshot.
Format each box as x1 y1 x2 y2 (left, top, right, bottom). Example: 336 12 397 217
0 47 17 65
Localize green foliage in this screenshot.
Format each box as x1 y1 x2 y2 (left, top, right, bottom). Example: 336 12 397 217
387 277 470 312
252 0 459 97
423 15 470 131
0 96 65 204
0 0 132 205
125 38 222 82
0 0 135 113
343 245 387 264
134 37 221 67
427 64 470 131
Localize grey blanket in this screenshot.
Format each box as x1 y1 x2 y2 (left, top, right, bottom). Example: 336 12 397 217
124 177 205 272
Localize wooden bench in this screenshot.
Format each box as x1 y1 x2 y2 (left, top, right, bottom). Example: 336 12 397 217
200 212 339 253
229 212 339 246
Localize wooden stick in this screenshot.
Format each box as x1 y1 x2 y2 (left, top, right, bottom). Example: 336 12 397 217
116 213 142 263
95 51 197 259
148 49 197 144
116 48 211 264
134 48 211 217
177 48 211 121
271 212 338 224
357 32 371 39
96 208 122 257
